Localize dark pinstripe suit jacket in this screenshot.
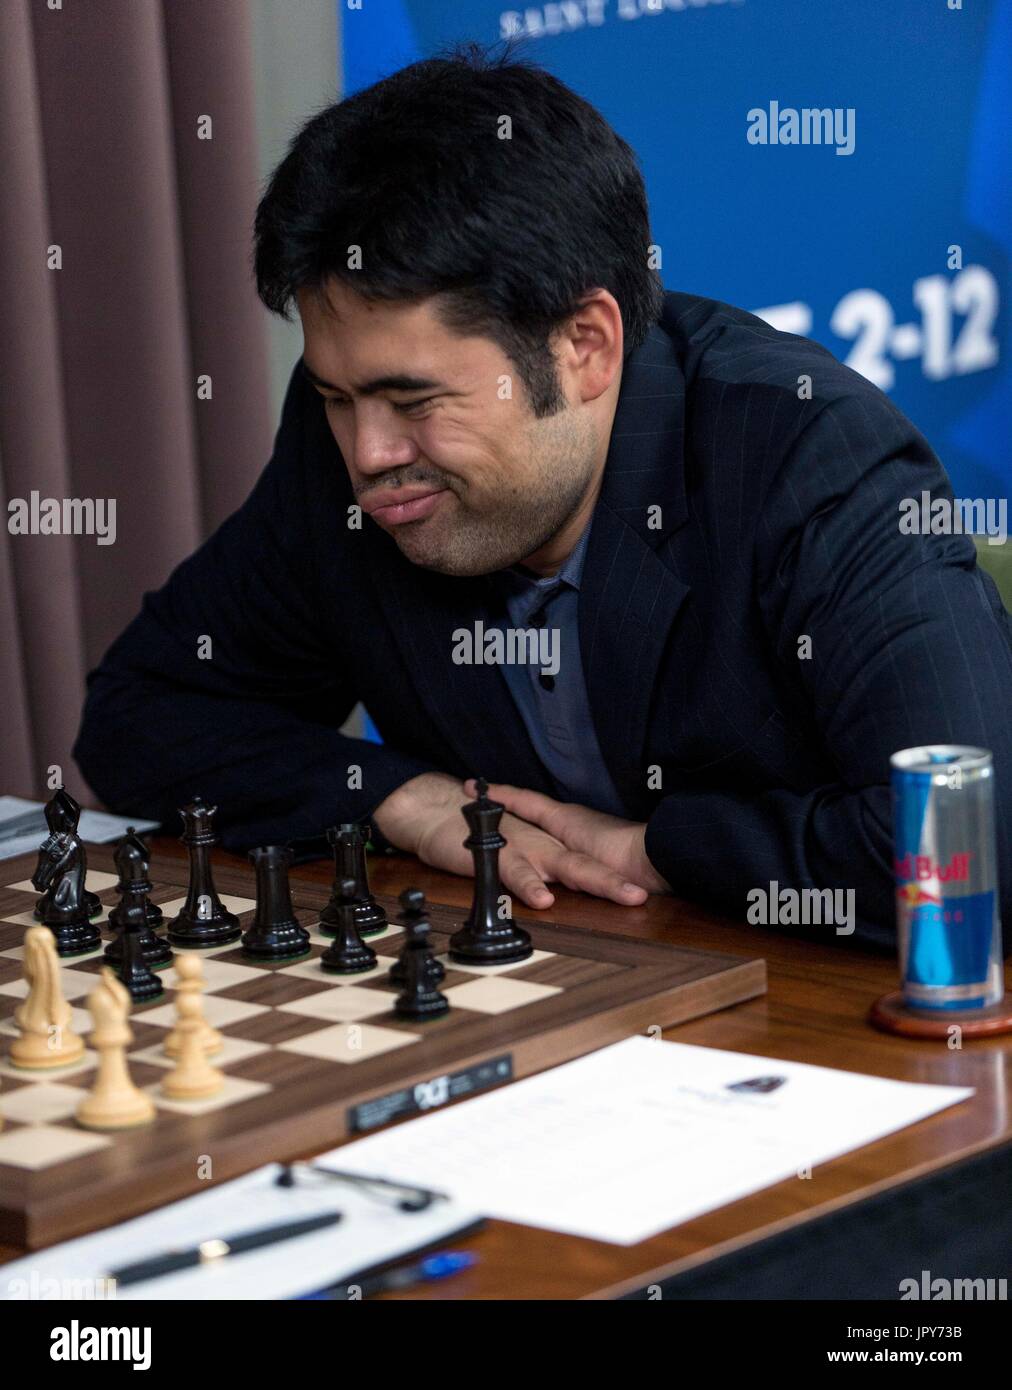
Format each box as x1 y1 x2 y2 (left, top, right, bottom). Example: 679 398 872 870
74 292 1012 950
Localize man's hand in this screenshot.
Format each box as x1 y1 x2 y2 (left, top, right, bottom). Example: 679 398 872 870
464 779 670 895
372 772 658 909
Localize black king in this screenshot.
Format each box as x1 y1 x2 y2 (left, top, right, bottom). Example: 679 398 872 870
448 777 533 966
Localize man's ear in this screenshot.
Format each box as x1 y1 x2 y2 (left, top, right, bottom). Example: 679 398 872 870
559 289 623 404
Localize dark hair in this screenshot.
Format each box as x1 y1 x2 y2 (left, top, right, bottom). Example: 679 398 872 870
254 43 664 416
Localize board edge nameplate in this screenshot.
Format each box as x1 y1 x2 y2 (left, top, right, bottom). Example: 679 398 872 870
348 1053 514 1133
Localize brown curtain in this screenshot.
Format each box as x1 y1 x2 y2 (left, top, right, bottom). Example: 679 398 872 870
0 0 273 803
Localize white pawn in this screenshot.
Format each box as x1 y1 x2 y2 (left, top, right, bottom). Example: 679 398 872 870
163 952 223 1057
161 955 224 1100
10 926 85 1069
76 968 155 1131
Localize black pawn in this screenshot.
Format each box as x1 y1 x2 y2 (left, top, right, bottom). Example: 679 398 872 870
320 878 378 974
167 798 241 948
448 778 533 966
389 888 445 987
242 846 311 960
107 827 163 931
116 896 164 1005
105 832 172 970
34 788 102 921
319 823 387 938
393 918 449 1022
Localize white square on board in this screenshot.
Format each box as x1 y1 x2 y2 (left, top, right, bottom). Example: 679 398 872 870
1 1082 90 1126
138 995 268 1030
150 1075 271 1116
2 908 111 930
156 895 257 918
0 1048 97 1083
163 958 263 992
280 957 394 986
0 1123 111 1169
359 922 404 943
1 939 105 963
0 1005 90 1038
278 986 397 1023
0 969 96 1002
0 1050 96 1084
278 1022 419 1064
443 976 561 1015
436 949 555 976
129 1035 269 1070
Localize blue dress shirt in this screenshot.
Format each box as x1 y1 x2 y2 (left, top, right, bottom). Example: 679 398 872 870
484 525 627 817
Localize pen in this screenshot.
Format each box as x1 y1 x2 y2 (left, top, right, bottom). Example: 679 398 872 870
303 1250 477 1300
108 1212 342 1288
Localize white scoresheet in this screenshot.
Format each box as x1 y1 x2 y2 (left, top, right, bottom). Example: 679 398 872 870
1 1165 481 1300
330 1036 974 1245
0 796 157 862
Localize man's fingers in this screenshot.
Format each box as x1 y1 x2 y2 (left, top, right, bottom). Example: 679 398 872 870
544 849 648 905
500 853 555 910
472 781 568 837
464 778 538 813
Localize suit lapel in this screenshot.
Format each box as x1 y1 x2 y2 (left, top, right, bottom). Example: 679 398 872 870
579 325 692 816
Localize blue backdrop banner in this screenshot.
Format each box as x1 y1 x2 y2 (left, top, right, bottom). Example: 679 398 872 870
341 0 1009 505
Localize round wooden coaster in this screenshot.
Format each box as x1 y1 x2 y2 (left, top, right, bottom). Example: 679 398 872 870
869 990 1012 1039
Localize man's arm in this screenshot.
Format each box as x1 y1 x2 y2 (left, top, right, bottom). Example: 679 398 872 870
74 366 439 850
644 393 1012 950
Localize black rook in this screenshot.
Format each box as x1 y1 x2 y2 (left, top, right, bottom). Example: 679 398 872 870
319 822 387 938
243 846 311 960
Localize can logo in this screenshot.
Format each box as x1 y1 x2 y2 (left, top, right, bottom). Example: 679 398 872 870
896 883 941 909
893 852 972 884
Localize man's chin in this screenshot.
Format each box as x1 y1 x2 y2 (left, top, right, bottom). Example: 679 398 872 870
394 540 491 577
389 523 505 578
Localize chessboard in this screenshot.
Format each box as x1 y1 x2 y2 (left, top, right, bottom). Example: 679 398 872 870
0 847 766 1249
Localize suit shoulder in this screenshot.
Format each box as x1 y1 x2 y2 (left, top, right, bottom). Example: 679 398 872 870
659 290 928 469
660 289 893 411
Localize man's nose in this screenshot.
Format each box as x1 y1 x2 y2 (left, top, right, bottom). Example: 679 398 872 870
351 413 419 477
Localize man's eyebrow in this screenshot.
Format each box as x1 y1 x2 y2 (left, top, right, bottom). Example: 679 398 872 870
300 360 444 396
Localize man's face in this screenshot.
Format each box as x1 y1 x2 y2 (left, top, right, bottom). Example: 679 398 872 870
298 281 600 576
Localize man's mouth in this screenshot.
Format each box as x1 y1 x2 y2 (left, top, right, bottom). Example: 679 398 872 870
360 487 449 527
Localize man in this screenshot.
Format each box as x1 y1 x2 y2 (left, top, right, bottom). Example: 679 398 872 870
74 48 1012 951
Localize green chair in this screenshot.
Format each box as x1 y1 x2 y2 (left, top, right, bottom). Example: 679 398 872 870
974 538 1012 614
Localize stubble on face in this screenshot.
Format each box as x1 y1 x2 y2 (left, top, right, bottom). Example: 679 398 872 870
387 405 599 577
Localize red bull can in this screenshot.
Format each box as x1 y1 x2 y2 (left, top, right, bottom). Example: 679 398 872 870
891 746 1003 1011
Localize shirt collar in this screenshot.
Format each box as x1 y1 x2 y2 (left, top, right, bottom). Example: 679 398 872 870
486 519 593 601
